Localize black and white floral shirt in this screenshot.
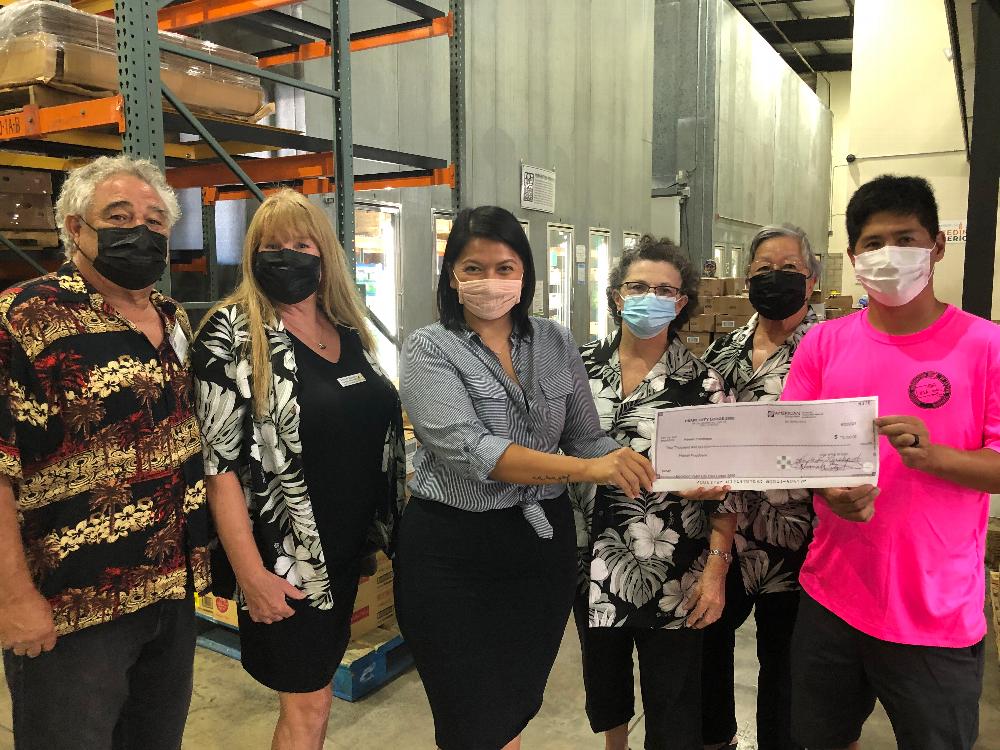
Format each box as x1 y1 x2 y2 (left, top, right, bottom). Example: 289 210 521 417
191 304 405 610
570 331 731 629
702 310 819 596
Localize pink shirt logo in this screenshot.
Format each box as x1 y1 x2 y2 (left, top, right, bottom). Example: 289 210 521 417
908 371 952 409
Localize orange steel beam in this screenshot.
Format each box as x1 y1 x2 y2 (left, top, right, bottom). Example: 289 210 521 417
259 14 452 68
158 0 304 32
200 165 454 203
168 151 335 190
0 96 124 143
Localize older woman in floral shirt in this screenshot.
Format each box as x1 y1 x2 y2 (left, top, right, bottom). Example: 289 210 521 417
571 235 735 750
700 224 821 750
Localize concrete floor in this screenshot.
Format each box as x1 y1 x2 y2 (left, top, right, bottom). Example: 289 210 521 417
0 601 996 749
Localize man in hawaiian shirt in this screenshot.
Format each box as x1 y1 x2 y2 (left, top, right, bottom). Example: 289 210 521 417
0 155 210 749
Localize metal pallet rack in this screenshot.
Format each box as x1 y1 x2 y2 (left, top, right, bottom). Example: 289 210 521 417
0 0 466 344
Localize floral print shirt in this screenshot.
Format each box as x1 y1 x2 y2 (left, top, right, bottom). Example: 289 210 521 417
0 263 210 635
191 304 405 610
570 331 730 629
702 310 819 596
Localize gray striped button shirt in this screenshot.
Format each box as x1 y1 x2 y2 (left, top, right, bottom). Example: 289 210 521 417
400 317 619 538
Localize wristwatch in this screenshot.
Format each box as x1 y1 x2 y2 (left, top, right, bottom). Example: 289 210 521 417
708 548 732 564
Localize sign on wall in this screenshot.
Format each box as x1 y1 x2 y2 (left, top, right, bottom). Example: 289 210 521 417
941 219 967 244
520 164 556 213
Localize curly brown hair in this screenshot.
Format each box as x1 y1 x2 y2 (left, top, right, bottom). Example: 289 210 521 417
606 234 700 335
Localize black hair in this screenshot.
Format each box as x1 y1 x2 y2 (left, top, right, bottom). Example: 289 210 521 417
436 206 536 336
606 234 699 335
845 174 939 252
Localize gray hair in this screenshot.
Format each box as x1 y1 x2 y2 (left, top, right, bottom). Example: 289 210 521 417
54 155 182 259
747 223 822 279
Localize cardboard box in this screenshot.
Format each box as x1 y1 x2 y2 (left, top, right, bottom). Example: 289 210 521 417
0 168 52 195
809 289 823 303
351 552 395 640
715 314 752 332
699 296 719 314
699 277 726 297
0 32 264 118
0 192 55 229
194 592 239 629
683 313 716 332
682 331 712 357
825 295 854 310
724 276 746 295
715 295 756 317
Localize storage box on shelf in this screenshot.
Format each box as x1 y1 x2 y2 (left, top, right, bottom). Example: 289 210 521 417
698 277 726 297
0 0 265 119
715 313 752 333
682 330 712 358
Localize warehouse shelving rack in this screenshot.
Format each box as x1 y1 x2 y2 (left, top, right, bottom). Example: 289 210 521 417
0 0 466 346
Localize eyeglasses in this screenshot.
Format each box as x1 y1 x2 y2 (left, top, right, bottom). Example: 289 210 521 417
618 281 682 298
748 261 809 278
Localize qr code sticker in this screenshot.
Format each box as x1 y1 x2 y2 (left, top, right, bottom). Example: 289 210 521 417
522 172 534 202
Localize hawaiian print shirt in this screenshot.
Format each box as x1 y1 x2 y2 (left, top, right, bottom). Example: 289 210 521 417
0 263 210 636
570 331 732 629
192 304 405 610
702 310 819 596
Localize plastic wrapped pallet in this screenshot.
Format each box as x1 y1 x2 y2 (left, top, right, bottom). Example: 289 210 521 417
0 0 264 118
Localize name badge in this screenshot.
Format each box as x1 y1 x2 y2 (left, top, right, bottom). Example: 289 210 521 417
170 325 189 363
337 373 366 387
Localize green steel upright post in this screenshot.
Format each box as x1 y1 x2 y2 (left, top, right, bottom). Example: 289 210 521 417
449 0 466 211
331 0 355 277
115 0 169 292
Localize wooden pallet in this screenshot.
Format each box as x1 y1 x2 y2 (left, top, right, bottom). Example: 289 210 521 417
195 620 413 702
0 84 102 115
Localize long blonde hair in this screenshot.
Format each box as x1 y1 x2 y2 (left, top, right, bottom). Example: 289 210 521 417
204 189 374 417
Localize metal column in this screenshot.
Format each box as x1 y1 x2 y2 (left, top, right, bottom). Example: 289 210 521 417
449 0 466 211
331 0 356 275
115 0 166 169
961 0 1000 318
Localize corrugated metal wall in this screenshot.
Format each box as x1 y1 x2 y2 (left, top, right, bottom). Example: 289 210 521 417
654 0 833 277
302 0 653 344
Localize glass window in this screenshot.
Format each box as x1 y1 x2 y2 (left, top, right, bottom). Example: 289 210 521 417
547 225 573 329
355 203 401 380
588 229 611 341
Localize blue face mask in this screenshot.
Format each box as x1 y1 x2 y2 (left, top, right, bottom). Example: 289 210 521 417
621 294 677 339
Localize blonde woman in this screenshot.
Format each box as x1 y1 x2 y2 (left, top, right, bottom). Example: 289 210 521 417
191 189 404 750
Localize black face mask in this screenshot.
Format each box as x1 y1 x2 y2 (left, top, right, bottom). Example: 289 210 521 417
83 222 169 290
747 269 808 321
253 249 321 305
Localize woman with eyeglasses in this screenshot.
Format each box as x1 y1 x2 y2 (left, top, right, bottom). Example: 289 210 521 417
699 224 821 750
570 235 736 750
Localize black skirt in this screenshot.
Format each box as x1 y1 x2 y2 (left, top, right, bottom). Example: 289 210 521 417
237 571 360 694
394 494 577 750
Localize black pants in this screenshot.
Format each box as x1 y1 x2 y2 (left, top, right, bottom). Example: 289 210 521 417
791 591 984 750
701 561 801 750
3 594 196 750
574 599 704 750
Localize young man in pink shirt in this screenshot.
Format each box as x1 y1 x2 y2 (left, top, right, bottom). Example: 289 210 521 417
781 175 1000 750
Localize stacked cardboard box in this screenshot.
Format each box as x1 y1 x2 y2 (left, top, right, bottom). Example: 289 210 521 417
0 1 265 119
194 591 239 629
350 551 396 641
0 167 57 254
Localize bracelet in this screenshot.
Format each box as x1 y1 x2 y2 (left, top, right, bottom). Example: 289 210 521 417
708 548 732 564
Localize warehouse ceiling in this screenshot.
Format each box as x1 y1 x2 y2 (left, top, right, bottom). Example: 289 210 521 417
729 0 854 75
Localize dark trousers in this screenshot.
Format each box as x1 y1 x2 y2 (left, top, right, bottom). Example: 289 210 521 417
4 594 196 750
701 561 801 750
574 600 704 750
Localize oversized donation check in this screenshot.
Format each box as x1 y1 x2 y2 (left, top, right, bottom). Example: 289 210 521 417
651 397 880 491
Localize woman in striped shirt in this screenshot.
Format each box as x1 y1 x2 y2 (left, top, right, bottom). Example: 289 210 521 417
397 206 654 750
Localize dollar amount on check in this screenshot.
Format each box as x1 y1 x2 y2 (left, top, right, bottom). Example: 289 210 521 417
651 397 880 491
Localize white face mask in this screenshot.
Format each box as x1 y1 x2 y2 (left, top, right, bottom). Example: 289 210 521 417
853 245 934 307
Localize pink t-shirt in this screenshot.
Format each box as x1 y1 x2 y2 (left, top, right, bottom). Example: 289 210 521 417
782 305 1000 647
